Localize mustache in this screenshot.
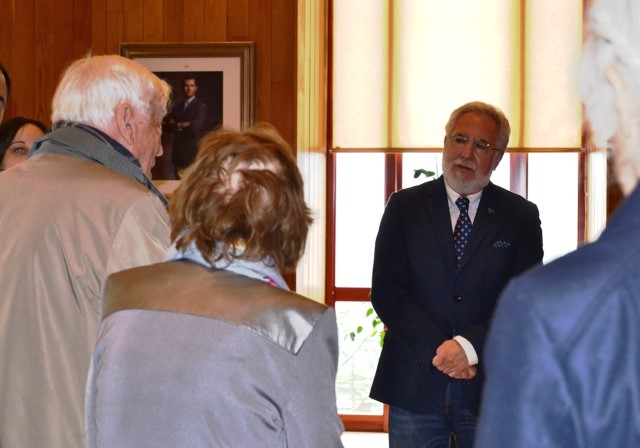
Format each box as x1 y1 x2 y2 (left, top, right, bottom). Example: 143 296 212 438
453 159 476 170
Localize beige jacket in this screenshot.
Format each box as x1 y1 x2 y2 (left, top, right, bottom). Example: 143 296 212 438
0 146 170 447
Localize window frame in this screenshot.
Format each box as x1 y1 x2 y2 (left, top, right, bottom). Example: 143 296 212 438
325 0 591 432
326 148 586 431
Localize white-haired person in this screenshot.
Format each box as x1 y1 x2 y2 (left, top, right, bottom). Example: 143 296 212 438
475 0 640 446
85 124 345 448
0 54 172 447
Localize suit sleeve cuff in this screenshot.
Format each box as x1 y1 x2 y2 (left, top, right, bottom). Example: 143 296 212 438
453 335 478 365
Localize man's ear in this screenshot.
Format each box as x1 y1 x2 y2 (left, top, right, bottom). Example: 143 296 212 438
114 103 136 146
492 150 505 171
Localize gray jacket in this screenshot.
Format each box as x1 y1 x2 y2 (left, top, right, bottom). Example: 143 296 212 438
86 260 345 447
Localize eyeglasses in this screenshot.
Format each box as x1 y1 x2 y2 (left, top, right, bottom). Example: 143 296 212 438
448 134 503 154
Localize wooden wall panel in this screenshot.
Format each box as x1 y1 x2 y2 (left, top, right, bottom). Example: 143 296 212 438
73 1 93 55
106 0 124 58
33 0 54 122
183 0 208 42
55 0 75 103
0 2 15 79
0 0 298 162
14 0 35 117
250 0 272 124
91 0 108 55
271 0 295 143
228 0 250 40
205 0 227 41
272 0 294 83
0 1 15 118
272 81 295 146
163 0 183 41
124 1 144 41
143 0 163 41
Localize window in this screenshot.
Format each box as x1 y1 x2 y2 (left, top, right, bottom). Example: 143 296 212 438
328 0 593 431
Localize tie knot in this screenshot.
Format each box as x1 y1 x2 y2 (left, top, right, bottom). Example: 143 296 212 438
456 197 470 213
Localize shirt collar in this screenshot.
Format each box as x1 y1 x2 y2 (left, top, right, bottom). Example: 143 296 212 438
443 179 483 214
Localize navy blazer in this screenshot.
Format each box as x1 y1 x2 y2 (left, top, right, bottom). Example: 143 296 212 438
476 185 640 447
370 176 543 415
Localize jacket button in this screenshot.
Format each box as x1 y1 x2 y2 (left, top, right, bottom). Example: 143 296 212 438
454 296 462 304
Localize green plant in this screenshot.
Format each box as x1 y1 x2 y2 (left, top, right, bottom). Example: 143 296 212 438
348 306 385 347
413 168 436 179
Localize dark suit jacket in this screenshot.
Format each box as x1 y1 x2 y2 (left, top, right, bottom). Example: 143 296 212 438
369 176 543 415
475 185 640 447
167 97 208 168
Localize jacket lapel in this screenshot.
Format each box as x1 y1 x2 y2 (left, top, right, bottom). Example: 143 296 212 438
422 177 457 266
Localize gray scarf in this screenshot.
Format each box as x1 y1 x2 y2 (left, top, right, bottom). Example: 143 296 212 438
31 122 168 207
165 241 289 290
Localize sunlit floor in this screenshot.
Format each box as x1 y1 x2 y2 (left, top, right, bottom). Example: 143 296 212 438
341 431 388 448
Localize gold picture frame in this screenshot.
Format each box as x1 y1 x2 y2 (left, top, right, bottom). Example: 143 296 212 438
119 42 255 190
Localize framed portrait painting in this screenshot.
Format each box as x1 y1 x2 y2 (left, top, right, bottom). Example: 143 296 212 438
119 42 255 190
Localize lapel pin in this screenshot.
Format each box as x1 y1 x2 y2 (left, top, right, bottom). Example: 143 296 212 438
487 208 495 215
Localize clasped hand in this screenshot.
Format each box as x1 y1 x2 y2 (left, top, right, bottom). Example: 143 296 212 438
432 339 477 380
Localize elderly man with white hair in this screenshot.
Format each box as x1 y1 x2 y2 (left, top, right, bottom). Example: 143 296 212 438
0 54 172 448
475 0 640 446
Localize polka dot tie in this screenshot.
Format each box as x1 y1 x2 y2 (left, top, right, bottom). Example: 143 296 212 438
453 197 472 266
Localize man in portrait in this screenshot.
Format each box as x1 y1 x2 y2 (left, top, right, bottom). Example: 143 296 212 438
164 74 208 178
